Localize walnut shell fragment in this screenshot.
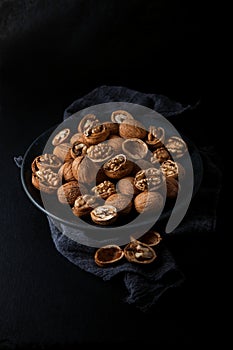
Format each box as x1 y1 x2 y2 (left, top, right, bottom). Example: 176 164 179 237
139 230 162 246
124 237 156 264
94 245 124 267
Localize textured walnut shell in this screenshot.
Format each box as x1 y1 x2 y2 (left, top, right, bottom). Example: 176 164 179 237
145 126 165 150
119 119 147 139
134 167 165 192
57 181 81 206
83 124 109 146
91 180 116 200
58 161 76 182
72 194 100 217
52 128 70 146
86 143 114 163
94 245 124 267
151 146 172 164
31 154 62 172
124 237 156 264
116 176 140 196
105 193 132 215
122 138 148 160
138 230 162 246
111 110 134 124
70 141 88 159
32 169 61 194
53 143 72 162
77 157 98 184
78 113 98 133
161 160 185 180
134 191 164 214
106 136 124 154
165 136 188 159
90 205 118 225
165 177 179 199
70 132 85 145
103 121 119 135
103 154 134 179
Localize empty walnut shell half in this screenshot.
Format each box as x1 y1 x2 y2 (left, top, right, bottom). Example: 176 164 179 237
32 168 61 193
90 205 118 225
124 237 156 264
31 153 62 172
165 136 188 159
52 128 70 146
134 167 165 192
103 154 134 179
87 143 114 163
138 230 162 246
72 194 100 217
122 138 148 160
94 245 124 267
145 126 165 150
111 110 134 124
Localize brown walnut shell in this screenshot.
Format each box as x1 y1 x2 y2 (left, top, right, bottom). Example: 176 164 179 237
70 141 88 158
103 121 119 135
72 156 98 185
124 237 156 264
165 177 179 199
145 126 165 150
103 154 134 179
94 245 124 267
90 205 118 225
122 138 148 160
134 191 164 214
161 160 185 180
58 161 76 182
116 176 140 196
78 113 98 133
165 136 188 159
32 168 61 193
70 132 85 145
151 146 172 164
119 119 147 139
91 180 116 200
138 230 162 246
72 194 100 217
86 143 114 163
57 181 81 206
111 110 134 124
106 135 124 154
52 128 70 146
134 167 165 192
53 142 72 162
105 193 132 215
83 124 109 146
31 153 62 172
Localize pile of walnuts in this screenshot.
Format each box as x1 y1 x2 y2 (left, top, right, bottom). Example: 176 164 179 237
31 109 187 226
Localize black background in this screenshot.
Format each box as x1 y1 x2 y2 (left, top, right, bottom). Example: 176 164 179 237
0 0 226 348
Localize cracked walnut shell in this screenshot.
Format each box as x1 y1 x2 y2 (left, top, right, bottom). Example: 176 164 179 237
94 245 124 267
32 168 61 194
103 154 134 179
124 237 156 264
90 205 118 225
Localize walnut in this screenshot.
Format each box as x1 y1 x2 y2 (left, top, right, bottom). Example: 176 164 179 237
134 191 164 214
151 146 171 164
122 138 148 160
72 156 98 185
58 160 76 182
52 128 70 146
72 194 100 217
31 153 62 172
91 180 116 200
119 119 147 139
165 136 188 159
86 143 114 163
70 132 85 145
103 154 134 179
53 142 72 162
70 141 88 158
83 123 109 146
78 113 98 133
32 168 61 193
124 237 156 264
134 167 165 192
116 176 140 196
161 160 185 180
57 181 81 206
165 177 179 199
103 121 119 135
138 230 162 246
94 245 124 267
105 193 132 215
145 126 165 150
111 110 134 124
90 205 118 225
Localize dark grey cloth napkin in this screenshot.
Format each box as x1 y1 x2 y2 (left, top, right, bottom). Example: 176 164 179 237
15 85 221 312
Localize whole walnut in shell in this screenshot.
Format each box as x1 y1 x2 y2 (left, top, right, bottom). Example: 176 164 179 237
57 181 81 206
58 160 76 182
116 176 140 196
119 119 147 139
105 193 132 215
134 191 164 214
